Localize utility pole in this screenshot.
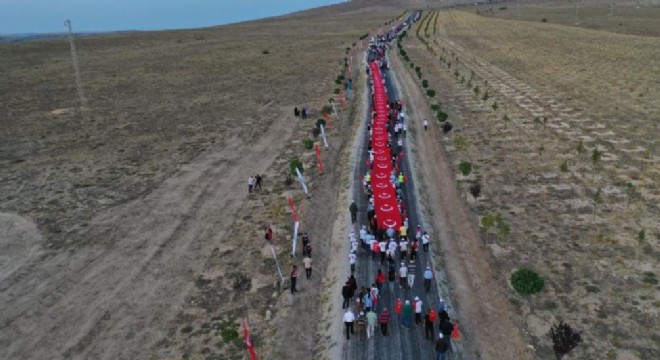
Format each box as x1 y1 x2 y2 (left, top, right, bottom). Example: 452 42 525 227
517 0 521 19
64 19 88 111
574 1 580 24
610 0 614 16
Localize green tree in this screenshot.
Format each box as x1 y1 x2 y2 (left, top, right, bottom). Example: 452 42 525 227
458 161 473 176
591 148 602 173
576 140 586 167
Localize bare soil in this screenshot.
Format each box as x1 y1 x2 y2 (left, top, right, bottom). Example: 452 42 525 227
0 10 398 360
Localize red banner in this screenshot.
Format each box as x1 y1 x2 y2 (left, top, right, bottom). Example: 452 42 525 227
242 319 258 360
288 196 298 222
324 112 332 131
315 145 324 174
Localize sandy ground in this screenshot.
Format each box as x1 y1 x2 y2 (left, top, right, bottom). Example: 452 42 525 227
389 48 534 360
0 111 295 360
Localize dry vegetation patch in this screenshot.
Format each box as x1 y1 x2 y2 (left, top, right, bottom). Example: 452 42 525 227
398 9 658 360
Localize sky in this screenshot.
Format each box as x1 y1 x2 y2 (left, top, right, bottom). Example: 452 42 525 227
0 0 346 34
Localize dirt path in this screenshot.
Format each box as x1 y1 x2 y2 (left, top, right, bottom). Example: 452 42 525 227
0 109 296 360
389 47 533 360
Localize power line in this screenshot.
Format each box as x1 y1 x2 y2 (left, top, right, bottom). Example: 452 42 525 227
64 19 88 112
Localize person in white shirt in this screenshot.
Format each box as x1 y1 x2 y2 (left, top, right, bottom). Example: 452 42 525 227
422 231 430 253
349 251 357 273
400 239 409 261
379 241 387 263
399 263 408 288
247 176 254 193
414 296 423 325
343 309 356 340
424 119 428 131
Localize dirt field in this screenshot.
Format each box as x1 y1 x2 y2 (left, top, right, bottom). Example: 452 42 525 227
0 9 400 360
395 9 658 359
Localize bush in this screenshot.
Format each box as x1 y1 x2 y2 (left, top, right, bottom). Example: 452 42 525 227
549 322 581 359
316 118 327 129
510 268 544 295
290 158 303 176
422 79 429 88
415 66 421 73
321 105 333 114
430 104 440 111
302 138 314 150
426 89 436 97
458 161 472 176
436 111 448 122
335 78 343 85
333 88 340 94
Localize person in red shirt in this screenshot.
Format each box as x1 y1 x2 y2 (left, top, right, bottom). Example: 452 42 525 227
379 308 390 336
375 269 386 292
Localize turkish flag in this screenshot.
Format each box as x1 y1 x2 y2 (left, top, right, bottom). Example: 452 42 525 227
243 319 258 360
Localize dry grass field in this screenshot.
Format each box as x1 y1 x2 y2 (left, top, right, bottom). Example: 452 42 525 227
0 8 401 360
397 8 658 360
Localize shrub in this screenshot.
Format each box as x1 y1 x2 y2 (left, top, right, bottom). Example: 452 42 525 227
311 127 320 138
492 101 498 111
458 161 472 176
302 138 314 150
422 79 429 88
415 66 421 73
426 89 436 97
290 158 303 176
410 62 415 69
436 111 448 122
473 85 480 96
430 104 440 111
480 213 495 228
482 91 489 101
335 78 343 85
262 50 269 54
333 88 340 94
510 268 544 295
321 105 333 114
542 18 548 23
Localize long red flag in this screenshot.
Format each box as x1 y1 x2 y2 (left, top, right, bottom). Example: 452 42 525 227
288 196 298 222
242 319 258 360
315 145 324 174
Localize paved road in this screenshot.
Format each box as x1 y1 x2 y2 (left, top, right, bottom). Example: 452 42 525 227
342 56 447 360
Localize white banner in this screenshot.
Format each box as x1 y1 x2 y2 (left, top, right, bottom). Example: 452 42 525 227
295 167 308 194
292 221 300 257
320 124 329 150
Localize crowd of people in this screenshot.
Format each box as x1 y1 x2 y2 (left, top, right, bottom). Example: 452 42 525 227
341 23 458 360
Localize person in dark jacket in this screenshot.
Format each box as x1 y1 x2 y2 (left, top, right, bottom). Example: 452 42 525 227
342 282 352 309
349 201 358 223
435 333 450 360
439 318 454 351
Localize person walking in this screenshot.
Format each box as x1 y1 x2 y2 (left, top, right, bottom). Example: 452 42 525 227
247 176 255 193
375 269 386 292
423 266 434 293
422 231 430 253
423 119 428 131
439 317 454 351
303 256 312 279
402 300 413 328
414 296 423 325
290 265 298 294
366 308 377 339
342 282 352 309
349 201 358 223
349 250 357 274
343 308 355 340
399 262 408 289
379 308 390 336
435 333 450 360
255 174 263 191
407 259 417 289
424 308 436 340
355 311 367 340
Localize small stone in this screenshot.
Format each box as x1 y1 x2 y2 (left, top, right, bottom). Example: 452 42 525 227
265 310 272 321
